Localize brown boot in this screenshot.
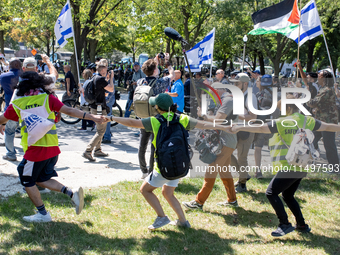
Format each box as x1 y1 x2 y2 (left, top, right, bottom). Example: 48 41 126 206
94 149 108 157
82 151 96 161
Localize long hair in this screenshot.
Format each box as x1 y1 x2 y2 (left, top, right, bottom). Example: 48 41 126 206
15 71 54 96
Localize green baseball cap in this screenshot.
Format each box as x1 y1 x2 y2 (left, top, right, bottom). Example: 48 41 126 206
149 93 173 110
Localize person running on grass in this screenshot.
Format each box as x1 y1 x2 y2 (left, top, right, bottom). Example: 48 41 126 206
230 93 340 237
106 93 233 230
0 71 105 222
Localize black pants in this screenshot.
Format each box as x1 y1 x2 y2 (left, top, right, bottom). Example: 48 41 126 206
266 171 307 226
313 131 339 167
138 129 155 174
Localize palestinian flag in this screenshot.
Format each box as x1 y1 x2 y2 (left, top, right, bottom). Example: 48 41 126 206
249 0 300 36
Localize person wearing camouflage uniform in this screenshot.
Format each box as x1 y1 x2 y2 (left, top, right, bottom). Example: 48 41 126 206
307 70 339 167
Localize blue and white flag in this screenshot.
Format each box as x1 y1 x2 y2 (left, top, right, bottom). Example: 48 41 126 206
185 28 215 72
287 0 323 46
54 1 74 48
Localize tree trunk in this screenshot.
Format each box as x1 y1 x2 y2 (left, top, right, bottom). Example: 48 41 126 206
221 57 228 70
46 35 50 57
0 30 4 54
230 59 234 71
89 39 98 63
307 40 316 72
259 52 265 75
252 52 257 70
83 39 88 63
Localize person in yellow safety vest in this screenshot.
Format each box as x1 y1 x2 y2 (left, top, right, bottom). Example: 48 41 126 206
0 71 105 223
231 94 340 237
107 93 233 230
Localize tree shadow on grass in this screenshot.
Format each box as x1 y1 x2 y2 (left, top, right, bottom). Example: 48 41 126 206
298 178 340 194
204 207 278 228
0 221 238 255
176 182 201 195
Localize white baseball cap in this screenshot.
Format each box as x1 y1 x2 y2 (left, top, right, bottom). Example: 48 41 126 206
23 57 37 68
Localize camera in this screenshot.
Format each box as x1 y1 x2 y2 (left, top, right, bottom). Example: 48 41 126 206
158 52 165 59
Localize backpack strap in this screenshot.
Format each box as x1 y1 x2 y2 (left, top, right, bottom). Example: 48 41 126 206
302 116 307 129
278 116 306 150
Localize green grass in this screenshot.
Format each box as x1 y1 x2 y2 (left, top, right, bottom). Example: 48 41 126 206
0 177 339 254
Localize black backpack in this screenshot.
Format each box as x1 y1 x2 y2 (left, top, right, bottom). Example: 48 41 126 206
155 114 190 180
84 76 97 104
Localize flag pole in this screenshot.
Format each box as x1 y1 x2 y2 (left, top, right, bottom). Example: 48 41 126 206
68 0 80 83
209 28 215 78
296 0 302 79
314 3 337 83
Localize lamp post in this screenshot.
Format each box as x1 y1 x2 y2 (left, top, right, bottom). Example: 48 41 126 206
242 35 248 73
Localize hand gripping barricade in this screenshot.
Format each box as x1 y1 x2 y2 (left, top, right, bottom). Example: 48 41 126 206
278 116 319 168
12 95 54 147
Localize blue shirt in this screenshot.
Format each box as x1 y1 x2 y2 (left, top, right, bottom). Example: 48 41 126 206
171 79 184 112
0 68 21 110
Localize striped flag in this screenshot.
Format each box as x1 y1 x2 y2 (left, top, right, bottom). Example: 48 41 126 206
249 0 300 36
184 28 215 72
54 1 74 48
287 0 323 46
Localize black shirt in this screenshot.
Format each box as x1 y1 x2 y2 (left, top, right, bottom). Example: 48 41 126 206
89 75 109 111
65 71 76 91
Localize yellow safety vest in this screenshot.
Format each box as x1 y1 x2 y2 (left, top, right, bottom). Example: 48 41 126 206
268 112 316 172
12 93 58 152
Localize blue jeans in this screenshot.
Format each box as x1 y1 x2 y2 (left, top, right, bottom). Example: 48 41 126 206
124 98 133 118
5 120 18 158
103 92 115 141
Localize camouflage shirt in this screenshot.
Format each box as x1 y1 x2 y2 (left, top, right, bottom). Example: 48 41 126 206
306 86 338 124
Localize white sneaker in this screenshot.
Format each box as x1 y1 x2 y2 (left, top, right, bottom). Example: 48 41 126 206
169 219 191 228
141 173 149 179
23 212 52 222
72 187 84 215
148 216 170 230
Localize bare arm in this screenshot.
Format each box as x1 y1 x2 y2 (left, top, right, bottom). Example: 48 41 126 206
66 78 71 95
195 120 232 133
317 122 340 132
231 123 271 134
109 116 144 129
104 72 114 92
167 92 178 97
0 115 8 135
166 65 175 81
59 105 104 123
297 60 308 86
42 54 58 79
198 107 227 123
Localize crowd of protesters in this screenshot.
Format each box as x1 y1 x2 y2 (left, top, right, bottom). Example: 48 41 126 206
0 52 339 238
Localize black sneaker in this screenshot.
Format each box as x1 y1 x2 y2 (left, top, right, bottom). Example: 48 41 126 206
295 224 311 233
182 200 203 210
271 223 295 237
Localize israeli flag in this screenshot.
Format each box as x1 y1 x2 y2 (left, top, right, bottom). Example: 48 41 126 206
288 0 323 46
185 28 215 72
54 1 74 48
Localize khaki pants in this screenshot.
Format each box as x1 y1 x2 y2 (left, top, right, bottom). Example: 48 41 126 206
195 146 236 204
86 109 107 152
231 132 255 184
